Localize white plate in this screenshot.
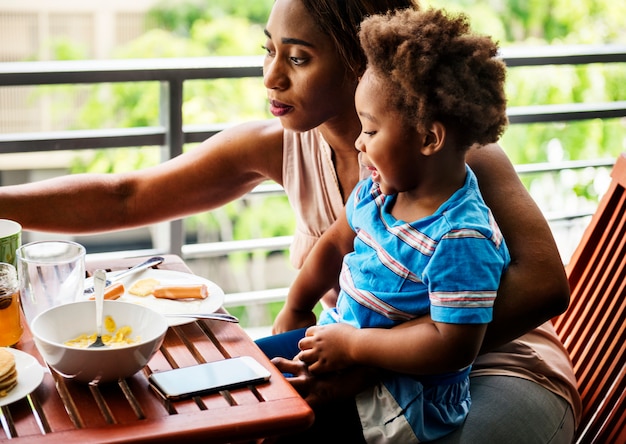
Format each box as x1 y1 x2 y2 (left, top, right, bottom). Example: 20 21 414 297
82 269 225 326
0 348 45 407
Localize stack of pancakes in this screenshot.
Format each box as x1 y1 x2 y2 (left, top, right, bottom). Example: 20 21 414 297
0 348 18 397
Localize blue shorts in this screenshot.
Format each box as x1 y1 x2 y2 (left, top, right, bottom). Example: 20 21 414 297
255 327 307 360
255 328 307 377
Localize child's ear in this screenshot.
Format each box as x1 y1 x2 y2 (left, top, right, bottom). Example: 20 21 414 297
420 121 446 156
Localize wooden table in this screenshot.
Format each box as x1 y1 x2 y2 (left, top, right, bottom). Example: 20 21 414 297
1 254 313 443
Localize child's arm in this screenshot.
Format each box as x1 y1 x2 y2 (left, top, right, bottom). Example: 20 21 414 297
273 210 356 333
298 319 487 375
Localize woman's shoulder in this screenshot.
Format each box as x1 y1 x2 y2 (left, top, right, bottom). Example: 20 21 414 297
210 119 285 183
223 119 285 144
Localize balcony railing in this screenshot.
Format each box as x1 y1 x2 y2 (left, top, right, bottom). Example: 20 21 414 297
1 44 626 323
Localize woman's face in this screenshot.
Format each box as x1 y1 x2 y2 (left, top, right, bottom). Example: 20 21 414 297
263 0 358 132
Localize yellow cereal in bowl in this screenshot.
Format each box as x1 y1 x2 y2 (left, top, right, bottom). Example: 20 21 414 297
112 325 134 343
104 315 116 332
65 316 141 349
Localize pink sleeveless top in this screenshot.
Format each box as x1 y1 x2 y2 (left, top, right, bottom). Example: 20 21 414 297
281 128 582 425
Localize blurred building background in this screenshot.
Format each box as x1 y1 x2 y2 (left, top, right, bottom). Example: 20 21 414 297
0 0 158 62
0 0 165 133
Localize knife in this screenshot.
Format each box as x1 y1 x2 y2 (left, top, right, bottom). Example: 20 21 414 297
165 313 239 323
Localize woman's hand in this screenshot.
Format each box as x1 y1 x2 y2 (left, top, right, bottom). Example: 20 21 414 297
271 356 380 408
297 323 357 373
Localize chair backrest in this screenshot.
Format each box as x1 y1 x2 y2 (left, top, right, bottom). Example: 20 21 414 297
552 153 626 444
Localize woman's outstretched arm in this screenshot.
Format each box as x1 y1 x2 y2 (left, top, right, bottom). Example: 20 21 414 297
0 119 285 234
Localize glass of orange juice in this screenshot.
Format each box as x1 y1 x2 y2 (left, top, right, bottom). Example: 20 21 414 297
0 262 23 347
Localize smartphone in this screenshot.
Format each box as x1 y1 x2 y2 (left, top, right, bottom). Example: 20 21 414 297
148 356 271 400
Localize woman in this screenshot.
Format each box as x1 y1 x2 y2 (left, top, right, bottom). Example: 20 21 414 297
0 1 579 442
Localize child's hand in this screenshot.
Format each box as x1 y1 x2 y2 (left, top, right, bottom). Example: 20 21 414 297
297 323 357 374
272 306 316 334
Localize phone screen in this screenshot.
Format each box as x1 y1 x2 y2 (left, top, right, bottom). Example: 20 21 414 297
148 356 271 400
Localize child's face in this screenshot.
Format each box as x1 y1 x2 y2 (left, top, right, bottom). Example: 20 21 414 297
354 69 422 195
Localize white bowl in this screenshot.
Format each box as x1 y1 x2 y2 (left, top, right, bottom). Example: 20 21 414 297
30 300 168 383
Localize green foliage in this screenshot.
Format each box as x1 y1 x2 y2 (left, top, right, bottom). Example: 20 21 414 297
501 59 626 207
199 195 297 272
146 1 208 36
190 16 265 55
49 37 89 60
423 0 626 209
70 147 160 174
116 28 209 58
234 196 296 239
202 0 274 24
73 24 268 131
425 0 626 44
147 0 273 35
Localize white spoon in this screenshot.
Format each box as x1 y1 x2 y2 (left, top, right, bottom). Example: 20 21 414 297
88 269 107 348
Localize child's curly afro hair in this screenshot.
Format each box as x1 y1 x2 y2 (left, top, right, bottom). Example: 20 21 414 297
359 8 508 150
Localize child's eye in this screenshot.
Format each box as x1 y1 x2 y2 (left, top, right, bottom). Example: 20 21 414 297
363 130 376 136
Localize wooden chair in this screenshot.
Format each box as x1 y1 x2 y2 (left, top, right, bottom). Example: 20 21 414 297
552 153 626 444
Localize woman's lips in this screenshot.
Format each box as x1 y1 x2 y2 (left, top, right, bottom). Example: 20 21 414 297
269 100 293 117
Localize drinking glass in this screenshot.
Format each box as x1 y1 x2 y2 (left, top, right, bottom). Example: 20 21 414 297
17 240 86 324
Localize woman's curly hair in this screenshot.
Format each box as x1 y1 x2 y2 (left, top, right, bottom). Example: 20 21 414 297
359 8 508 150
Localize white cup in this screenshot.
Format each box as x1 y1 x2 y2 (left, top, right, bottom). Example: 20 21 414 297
0 219 22 267
17 240 86 325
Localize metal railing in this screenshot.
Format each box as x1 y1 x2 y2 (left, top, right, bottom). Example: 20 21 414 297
1 44 626 313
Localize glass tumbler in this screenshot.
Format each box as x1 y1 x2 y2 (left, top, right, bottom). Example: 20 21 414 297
17 240 86 325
